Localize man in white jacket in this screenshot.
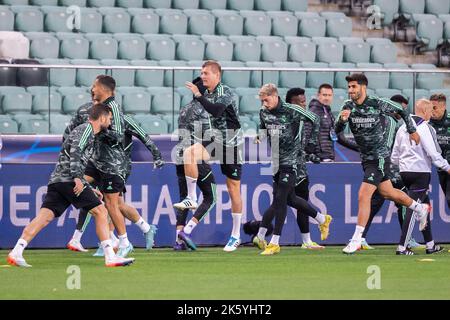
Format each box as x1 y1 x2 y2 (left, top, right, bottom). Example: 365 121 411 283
391 99 449 255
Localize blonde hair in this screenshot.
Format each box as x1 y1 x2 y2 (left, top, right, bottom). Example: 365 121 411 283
259 83 278 97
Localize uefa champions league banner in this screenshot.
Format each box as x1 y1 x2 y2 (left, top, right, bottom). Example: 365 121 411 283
1 162 450 249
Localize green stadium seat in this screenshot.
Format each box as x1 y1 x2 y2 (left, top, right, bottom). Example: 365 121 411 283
331 88 348 113
303 62 334 89
99 8 131 34
338 37 364 45
285 36 316 62
221 61 250 88
439 14 450 39
27 86 62 114
267 11 298 37
255 0 281 11
411 63 444 90
185 9 215 35
229 35 261 62
402 88 430 110
85 34 118 59
143 34 176 60
18 118 48 134
257 36 288 62
114 34 146 60
313 37 343 63
100 59 135 87
173 35 205 61
58 86 92 114
87 0 115 7
117 87 151 114
60 0 86 6
144 0 171 8
186 60 202 79
161 113 179 132
42 6 71 33
369 40 397 64
375 88 402 99
177 86 192 107
12 114 44 125
274 61 305 89
202 36 233 61
241 10 272 36
117 0 143 8
343 41 370 63
173 0 198 10
384 62 414 90
26 32 59 59
213 10 243 36
79 8 102 34
282 0 307 12
131 60 164 87
246 61 278 87
325 15 352 38
129 9 159 34
400 0 425 19
42 58 76 87
71 59 105 87
47 113 71 134
240 116 258 134
134 114 169 134
296 12 326 38
415 15 444 51
148 87 181 114
0 116 19 134
200 0 226 10
227 0 254 11
329 62 355 89
159 60 193 87
156 9 188 35
1 89 32 114
59 35 90 59
426 0 450 15
1 0 28 4
373 0 399 26
12 5 44 32
356 63 389 89
235 87 260 114
0 7 14 31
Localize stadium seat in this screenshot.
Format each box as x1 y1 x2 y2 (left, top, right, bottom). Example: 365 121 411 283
274 61 305 89
0 7 14 31
425 0 450 15
99 8 131 34
241 10 272 36
85 34 118 60
144 0 171 8
26 32 59 59
257 36 288 62
161 113 179 132
128 9 159 34
42 58 76 87
282 0 308 12
229 35 261 62
177 86 193 107
171 0 197 10
227 0 254 11
373 0 399 26
400 0 425 18
43 6 71 33
343 41 370 63
115 34 146 60
313 37 343 63
143 34 176 61
72 59 105 87
303 62 334 89
329 62 355 89
202 36 233 61
375 88 402 99
27 86 62 114
235 87 260 115
200 0 226 10
254 0 281 11
100 60 135 87
184 9 215 35
134 114 169 134
148 87 181 114
325 15 352 38
220 61 251 88
157 9 188 35
131 60 164 87
187 60 202 79
17 118 48 134
213 10 244 36
267 11 298 37
240 116 258 134
384 62 414 90
159 60 193 87
59 87 92 114
0 116 19 134
79 8 103 34
12 5 44 32
0 88 32 114
356 63 389 89
415 16 444 51
48 113 71 134
117 87 151 114
30 0 58 5
117 0 143 8
402 88 430 110
60 0 86 6
331 88 348 113
411 63 444 90
0 60 16 86
285 36 316 63
59 35 90 59
368 39 398 64
296 12 326 38
12 58 49 87
246 61 278 88
440 14 450 39
88 0 115 7
173 35 205 61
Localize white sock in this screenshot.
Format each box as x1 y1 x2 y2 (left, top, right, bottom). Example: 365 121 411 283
351 225 365 242
12 239 28 256
118 233 130 248
72 229 83 242
101 240 115 260
270 235 280 246
301 233 312 244
257 227 268 240
183 220 198 235
231 213 242 238
186 176 198 202
135 217 151 234
110 231 119 247
176 229 183 244
397 245 406 252
426 240 435 250
315 212 326 225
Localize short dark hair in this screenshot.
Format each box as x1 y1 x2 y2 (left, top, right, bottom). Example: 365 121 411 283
390 94 409 105
202 60 222 74
345 73 368 86
430 93 447 102
286 87 305 103
318 83 333 93
89 103 111 120
96 75 116 92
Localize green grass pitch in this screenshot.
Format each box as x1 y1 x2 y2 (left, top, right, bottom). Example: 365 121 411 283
1 246 450 300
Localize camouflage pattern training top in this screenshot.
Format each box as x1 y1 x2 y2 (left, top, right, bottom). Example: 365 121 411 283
49 123 96 185
62 101 93 142
259 98 319 169
295 120 317 184
430 110 450 166
335 96 416 162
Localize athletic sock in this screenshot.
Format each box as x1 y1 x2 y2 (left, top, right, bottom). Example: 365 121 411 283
72 229 83 242
426 240 435 250
12 239 28 256
183 220 198 235
257 227 268 241
270 235 280 246
186 176 198 202
231 213 242 239
351 225 365 242
135 217 151 234
110 231 119 247
118 233 130 248
301 232 312 244
176 229 183 244
315 212 326 225
101 240 115 260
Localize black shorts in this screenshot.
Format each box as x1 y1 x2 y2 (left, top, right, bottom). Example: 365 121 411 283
176 162 215 199
207 143 243 181
84 161 102 183
41 182 102 218
99 172 125 194
362 157 391 186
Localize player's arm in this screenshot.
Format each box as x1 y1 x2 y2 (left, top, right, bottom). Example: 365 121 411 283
390 127 402 167
68 126 92 187
62 108 85 142
255 110 267 143
337 132 359 151
379 98 417 135
100 97 125 145
335 104 351 134
421 125 450 172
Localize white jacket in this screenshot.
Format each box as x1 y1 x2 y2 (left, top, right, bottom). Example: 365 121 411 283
391 115 450 173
